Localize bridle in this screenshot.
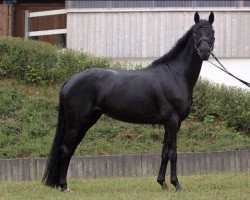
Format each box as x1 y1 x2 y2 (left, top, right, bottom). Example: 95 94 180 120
194 26 250 88
193 25 214 56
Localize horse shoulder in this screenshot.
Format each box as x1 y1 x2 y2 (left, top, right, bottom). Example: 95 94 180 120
155 76 193 120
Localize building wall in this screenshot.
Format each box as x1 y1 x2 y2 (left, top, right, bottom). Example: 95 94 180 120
67 9 250 58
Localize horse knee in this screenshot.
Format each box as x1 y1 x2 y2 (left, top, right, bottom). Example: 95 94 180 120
160 150 169 164
162 152 170 162
169 151 177 162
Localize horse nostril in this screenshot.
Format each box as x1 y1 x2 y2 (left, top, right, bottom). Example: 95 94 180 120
199 52 210 60
198 48 210 59
204 49 210 54
197 48 210 60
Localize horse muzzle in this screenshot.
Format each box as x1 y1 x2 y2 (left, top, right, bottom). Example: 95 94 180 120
196 40 212 61
198 51 210 61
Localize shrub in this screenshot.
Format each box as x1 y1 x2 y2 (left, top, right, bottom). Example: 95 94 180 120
178 121 250 152
192 79 250 135
0 37 111 85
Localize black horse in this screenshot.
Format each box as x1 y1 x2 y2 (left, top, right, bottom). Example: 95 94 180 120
43 12 215 192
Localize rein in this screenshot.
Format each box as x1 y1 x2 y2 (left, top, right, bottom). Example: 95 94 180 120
208 53 250 88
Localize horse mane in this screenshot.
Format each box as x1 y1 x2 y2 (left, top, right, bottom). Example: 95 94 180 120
151 26 194 66
151 20 213 66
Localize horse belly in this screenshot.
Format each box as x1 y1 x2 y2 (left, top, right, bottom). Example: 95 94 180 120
105 111 161 124
102 100 162 124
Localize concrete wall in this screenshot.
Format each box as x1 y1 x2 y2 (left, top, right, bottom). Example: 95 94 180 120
0 150 249 181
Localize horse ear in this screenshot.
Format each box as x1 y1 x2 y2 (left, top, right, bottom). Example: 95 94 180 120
194 12 200 24
209 11 214 24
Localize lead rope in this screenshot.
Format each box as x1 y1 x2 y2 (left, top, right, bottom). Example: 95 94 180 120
207 53 250 88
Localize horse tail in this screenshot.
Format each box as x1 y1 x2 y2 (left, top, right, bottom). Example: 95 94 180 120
42 82 67 187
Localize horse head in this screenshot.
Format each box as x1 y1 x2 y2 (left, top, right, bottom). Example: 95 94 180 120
193 12 215 61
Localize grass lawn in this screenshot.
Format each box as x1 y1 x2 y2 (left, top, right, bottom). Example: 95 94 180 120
0 172 249 200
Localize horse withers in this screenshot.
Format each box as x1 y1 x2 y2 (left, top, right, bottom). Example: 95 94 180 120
43 12 215 192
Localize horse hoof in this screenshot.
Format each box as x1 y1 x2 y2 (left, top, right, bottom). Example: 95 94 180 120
161 182 168 190
175 184 183 192
61 188 72 193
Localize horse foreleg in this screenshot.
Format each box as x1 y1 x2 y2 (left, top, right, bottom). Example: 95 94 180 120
169 145 182 191
166 119 182 191
157 133 169 190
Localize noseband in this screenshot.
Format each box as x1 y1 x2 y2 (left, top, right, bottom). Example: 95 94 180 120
193 25 214 55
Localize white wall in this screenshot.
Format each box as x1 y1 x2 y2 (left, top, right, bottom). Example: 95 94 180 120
200 58 250 90
67 9 250 58
115 58 250 90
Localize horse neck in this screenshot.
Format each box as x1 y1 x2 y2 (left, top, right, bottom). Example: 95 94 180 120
167 37 203 91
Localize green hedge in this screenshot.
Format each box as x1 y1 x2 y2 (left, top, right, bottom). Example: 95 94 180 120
192 80 250 134
0 37 111 85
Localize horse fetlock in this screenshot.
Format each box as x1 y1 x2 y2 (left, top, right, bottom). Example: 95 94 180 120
170 179 178 186
171 179 183 191
157 179 168 190
157 178 165 185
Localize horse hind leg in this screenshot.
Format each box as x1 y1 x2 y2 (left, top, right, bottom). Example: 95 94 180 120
58 110 101 192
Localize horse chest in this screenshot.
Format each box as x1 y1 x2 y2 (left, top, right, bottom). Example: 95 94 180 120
159 91 192 120
174 96 192 120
